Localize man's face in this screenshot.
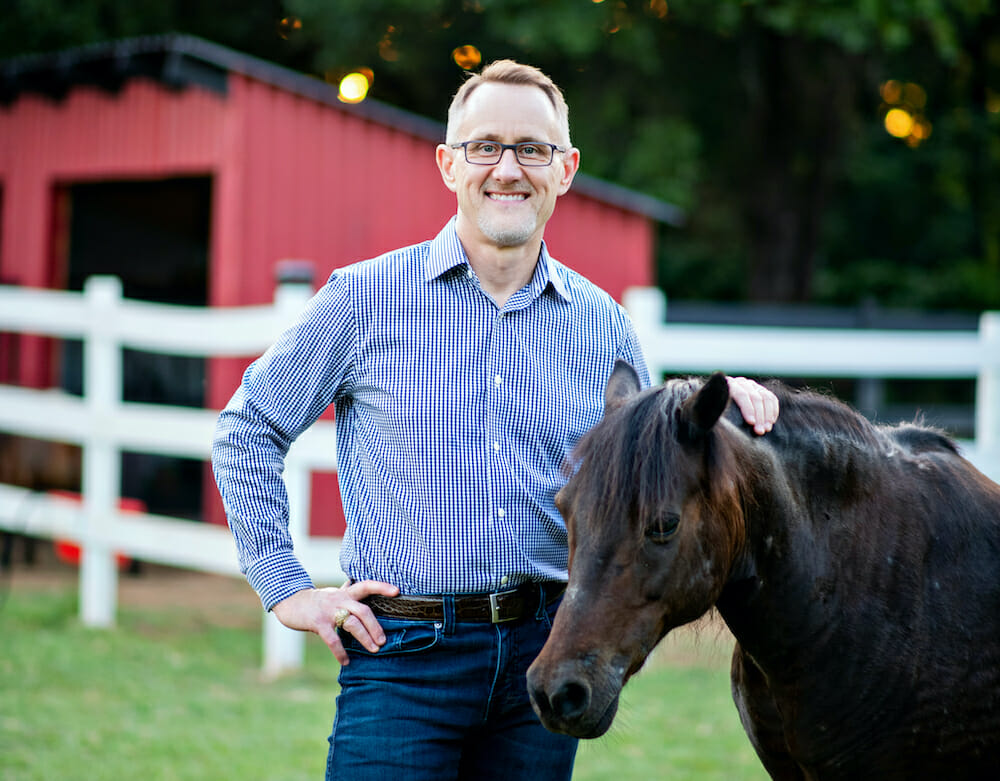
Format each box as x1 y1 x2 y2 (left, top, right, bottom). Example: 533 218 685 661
437 82 579 251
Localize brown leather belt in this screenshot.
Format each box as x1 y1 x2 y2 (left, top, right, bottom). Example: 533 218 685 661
364 581 566 624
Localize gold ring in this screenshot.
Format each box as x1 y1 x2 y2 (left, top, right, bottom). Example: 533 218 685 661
334 607 351 629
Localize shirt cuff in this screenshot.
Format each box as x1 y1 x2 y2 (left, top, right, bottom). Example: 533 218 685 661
245 549 315 612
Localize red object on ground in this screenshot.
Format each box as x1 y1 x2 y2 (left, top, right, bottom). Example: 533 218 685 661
48 490 144 569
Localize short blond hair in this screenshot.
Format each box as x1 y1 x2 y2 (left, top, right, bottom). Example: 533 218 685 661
446 60 571 146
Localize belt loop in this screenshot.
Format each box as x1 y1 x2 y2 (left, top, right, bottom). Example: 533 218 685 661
442 594 456 636
534 582 548 621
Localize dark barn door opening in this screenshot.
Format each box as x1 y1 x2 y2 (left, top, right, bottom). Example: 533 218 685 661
61 177 211 520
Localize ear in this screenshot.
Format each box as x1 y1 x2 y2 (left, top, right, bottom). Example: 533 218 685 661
677 372 729 442
436 143 459 192
604 359 642 415
555 146 581 195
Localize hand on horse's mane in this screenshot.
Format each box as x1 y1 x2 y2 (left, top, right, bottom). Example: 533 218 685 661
725 376 779 435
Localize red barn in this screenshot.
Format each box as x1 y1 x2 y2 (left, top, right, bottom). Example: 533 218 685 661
0 35 680 533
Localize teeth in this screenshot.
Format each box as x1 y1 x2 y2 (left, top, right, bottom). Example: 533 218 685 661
491 193 526 201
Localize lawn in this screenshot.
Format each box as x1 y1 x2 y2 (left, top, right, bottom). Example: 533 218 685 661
0 565 766 780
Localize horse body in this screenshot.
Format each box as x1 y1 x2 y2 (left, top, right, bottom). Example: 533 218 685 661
527 363 1000 780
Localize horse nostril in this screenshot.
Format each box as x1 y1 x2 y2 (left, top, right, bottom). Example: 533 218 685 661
551 680 591 721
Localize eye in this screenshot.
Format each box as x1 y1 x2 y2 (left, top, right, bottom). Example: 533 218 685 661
516 143 547 162
645 513 680 544
471 141 497 154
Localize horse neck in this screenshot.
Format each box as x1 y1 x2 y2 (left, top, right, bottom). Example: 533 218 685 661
715 424 867 666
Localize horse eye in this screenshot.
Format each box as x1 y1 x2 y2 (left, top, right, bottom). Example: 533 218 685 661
645 514 680 544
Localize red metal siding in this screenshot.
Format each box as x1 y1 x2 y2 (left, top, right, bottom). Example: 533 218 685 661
546 195 653 303
0 81 229 387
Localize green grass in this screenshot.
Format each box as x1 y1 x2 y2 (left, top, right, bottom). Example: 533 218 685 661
0 578 766 780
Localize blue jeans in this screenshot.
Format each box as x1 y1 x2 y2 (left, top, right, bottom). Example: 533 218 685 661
326 593 578 781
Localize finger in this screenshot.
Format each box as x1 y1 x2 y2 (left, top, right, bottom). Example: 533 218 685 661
761 389 779 430
346 579 400 599
317 623 350 666
345 603 389 647
726 377 756 425
752 393 769 435
334 608 389 654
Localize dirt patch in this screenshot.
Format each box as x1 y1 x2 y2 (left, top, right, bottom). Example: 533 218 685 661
1 539 262 626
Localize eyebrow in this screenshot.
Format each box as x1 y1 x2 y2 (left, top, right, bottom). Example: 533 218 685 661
472 134 553 144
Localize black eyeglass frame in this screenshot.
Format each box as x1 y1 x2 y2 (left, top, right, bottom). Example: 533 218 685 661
449 140 567 167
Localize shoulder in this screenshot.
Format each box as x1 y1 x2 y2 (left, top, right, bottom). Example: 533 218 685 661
326 240 432 291
547 256 628 316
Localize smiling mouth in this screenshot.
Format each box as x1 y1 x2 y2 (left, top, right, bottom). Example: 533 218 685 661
488 192 528 202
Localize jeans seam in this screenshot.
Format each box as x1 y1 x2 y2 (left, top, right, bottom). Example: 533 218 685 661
482 623 503 723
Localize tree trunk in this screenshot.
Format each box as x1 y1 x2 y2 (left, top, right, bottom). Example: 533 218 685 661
737 28 858 302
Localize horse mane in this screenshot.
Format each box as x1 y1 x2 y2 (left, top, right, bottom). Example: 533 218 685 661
752 381 960 458
567 378 963 549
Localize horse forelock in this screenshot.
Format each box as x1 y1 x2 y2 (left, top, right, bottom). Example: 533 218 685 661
568 387 674 534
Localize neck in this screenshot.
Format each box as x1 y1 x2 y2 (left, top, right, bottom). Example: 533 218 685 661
455 221 542 307
714 432 827 671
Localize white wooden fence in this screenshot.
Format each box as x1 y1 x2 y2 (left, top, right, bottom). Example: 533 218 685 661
623 288 1000 481
0 278 998 675
0 274 342 676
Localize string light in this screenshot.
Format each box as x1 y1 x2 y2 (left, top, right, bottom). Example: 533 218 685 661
339 72 371 104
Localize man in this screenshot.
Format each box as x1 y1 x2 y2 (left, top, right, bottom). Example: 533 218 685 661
212 60 778 781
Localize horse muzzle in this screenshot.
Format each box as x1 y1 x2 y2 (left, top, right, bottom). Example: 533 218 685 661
526 657 624 738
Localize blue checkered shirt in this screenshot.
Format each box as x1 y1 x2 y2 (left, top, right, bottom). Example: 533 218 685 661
212 219 650 610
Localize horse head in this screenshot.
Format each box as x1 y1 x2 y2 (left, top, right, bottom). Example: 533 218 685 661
528 362 748 738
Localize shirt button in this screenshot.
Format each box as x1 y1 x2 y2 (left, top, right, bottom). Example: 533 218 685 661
500 575 509 586
492 441 501 452
497 508 506 518
494 374 503 386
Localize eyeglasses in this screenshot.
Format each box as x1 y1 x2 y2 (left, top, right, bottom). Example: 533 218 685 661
449 140 566 167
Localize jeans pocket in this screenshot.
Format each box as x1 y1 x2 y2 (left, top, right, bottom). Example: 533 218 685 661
341 618 442 657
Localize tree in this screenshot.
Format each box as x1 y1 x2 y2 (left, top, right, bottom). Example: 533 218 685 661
3 0 997 308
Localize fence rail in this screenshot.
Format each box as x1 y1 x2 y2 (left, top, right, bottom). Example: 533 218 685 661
624 288 1000 480
0 276 341 676
1 278 998 674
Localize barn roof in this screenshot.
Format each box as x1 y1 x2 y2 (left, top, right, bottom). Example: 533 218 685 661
0 34 685 227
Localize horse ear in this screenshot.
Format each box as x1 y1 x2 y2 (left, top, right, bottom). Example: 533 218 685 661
605 359 642 415
678 372 730 441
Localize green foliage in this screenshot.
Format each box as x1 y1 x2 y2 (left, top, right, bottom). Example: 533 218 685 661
1 0 998 308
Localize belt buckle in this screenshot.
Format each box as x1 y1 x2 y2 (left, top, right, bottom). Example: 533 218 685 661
489 589 519 624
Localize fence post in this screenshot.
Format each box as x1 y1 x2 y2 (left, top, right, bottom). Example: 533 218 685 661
977 312 1000 476
623 287 666 378
79 276 123 627
262 261 316 676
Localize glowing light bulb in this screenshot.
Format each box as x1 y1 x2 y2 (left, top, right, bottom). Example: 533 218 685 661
339 73 370 104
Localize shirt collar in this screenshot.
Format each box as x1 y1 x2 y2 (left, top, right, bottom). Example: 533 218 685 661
424 218 572 304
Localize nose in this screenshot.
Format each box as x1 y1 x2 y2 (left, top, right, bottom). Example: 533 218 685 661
529 675 593 725
492 146 524 179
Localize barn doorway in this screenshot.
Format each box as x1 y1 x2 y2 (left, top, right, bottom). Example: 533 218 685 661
60 177 211 520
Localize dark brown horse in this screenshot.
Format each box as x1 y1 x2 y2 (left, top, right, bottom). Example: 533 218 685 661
528 361 1000 780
